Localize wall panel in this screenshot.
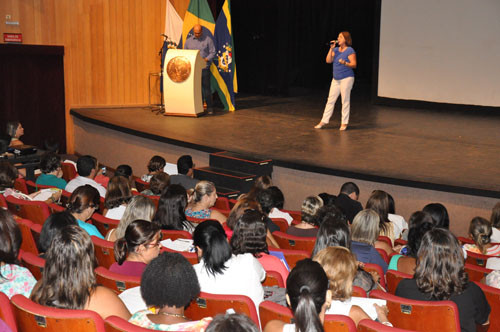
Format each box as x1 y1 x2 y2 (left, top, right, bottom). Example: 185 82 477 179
0 0 189 152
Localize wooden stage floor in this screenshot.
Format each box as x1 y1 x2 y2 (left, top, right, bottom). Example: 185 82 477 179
71 92 500 198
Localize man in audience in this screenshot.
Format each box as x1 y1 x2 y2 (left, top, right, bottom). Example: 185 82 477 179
169 155 199 190
334 182 363 223
65 155 106 197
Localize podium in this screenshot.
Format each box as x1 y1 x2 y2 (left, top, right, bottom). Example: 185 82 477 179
163 49 205 117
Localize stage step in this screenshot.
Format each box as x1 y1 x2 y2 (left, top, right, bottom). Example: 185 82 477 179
193 166 257 193
209 151 273 177
216 186 240 199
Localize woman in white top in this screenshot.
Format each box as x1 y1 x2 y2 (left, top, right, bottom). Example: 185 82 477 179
313 247 390 326
264 259 332 332
192 220 265 308
490 202 500 242
104 176 133 220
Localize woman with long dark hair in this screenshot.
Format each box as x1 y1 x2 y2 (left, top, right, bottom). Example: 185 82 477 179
104 176 133 220
264 259 332 332
31 225 130 319
67 184 103 239
153 184 195 233
366 190 401 244
110 220 161 277
396 228 490 332
193 220 265 307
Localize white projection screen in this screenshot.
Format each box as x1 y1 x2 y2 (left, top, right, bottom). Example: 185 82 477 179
378 0 500 107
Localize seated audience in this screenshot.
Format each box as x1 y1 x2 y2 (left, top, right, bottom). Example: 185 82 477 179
422 202 450 229
230 209 289 283
104 176 132 220
129 252 211 330
169 155 199 190
153 184 196 233
286 196 323 237
239 175 272 201
264 259 331 332
206 313 259 332
31 225 131 320
388 211 434 275
350 209 388 273
312 215 379 292
366 190 402 244
463 217 500 256
266 186 294 224
67 184 104 239
36 152 67 189
193 220 265 308
256 189 283 233
141 172 170 196
65 155 106 197
0 161 61 203
491 202 500 242
38 211 78 257
110 220 161 277
396 228 490 332
185 181 227 224
0 209 36 298
334 182 363 224
6 121 24 147
106 195 156 241
387 193 408 234
314 247 390 326
108 164 134 190
141 155 166 183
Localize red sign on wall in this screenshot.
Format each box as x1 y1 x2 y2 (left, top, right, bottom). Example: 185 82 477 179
4 33 22 43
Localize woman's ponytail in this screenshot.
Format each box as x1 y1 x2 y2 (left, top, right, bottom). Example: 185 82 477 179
114 238 128 264
294 286 324 332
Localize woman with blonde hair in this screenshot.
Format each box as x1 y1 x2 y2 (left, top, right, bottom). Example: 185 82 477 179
286 196 323 237
185 181 226 224
105 195 156 242
350 209 388 273
314 247 390 326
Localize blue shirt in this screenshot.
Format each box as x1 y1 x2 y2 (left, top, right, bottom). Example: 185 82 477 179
332 46 355 80
35 173 67 190
184 34 216 69
77 219 104 239
350 240 388 273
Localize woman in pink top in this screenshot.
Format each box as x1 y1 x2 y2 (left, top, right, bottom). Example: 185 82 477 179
230 209 289 283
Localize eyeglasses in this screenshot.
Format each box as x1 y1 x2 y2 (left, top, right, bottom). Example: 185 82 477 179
146 241 162 249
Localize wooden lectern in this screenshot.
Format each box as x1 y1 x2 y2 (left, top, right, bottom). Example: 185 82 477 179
163 49 205 117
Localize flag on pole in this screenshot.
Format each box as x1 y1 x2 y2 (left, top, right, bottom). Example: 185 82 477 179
178 0 215 49
161 0 183 91
210 0 237 111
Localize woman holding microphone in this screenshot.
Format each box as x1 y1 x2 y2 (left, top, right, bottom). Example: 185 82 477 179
315 31 357 131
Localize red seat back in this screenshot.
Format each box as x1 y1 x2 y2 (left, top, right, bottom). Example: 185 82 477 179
258 301 293 330
464 263 492 282
91 213 119 238
104 316 152 332
363 263 386 289
91 236 116 268
465 250 494 267
161 229 192 241
11 294 106 332
160 247 198 265
0 292 17 332
16 218 39 255
0 194 7 208
270 218 289 233
352 285 367 298
386 270 413 294
369 290 460 332
61 162 77 182
214 196 230 210
185 292 259 327
14 178 29 195
475 281 500 332
377 236 392 247
262 270 285 288
20 251 46 280
324 314 356 332
269 248 309 270
272 231 315 254
94 266 140 294
26 180 57 194
376 248 390 264
6 195 50 225
133 177 150 193
358 319 418 331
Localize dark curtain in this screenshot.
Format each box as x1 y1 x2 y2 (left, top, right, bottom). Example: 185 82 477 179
213 0 377 96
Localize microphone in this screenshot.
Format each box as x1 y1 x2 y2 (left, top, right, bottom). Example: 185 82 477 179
330 40 337 45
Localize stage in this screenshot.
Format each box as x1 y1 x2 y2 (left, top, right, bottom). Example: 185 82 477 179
71 89 500 199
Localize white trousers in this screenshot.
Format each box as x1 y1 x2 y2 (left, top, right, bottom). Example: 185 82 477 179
320 76 354 125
